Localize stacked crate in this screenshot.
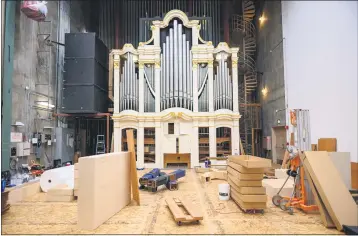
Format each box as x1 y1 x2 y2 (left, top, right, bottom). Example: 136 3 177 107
227 155 271 212
74 163 79 197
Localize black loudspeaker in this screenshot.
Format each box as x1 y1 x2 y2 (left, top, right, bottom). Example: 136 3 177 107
62 33 109 114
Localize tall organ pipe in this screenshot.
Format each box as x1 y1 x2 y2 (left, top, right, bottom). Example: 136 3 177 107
189 47 192 110
166 36 170 108
224 61 227 109
161 51 164 110
178 24 183 107
173 20 178 107
169 29 174 108
182 34 187 109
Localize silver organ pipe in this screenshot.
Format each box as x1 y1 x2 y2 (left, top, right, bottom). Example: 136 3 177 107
161 52 164 110
119 53 139 112
173 20 178 107
182 34 187 109
169 28 174 107
189 48 193 110
178 23 183 107
213 53 233 111
165 37 170 107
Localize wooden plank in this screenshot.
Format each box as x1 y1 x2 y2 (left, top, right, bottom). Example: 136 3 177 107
230 188 266 209
302 151 358 231
180 198 203 220
228 176 266 195
78 152 131 230
227 166 263 180
46 194 74 202
305 170 335 228
47 184 74 196
318 138 337 152
165 198 186 221
351 162 358 189
328 152 351 190
228 160 265 174
227 173 262 187
228 155 271 168
126 129 140 205
311 144 318 151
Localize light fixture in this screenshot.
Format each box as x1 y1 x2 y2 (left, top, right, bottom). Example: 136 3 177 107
261 87 268 96
36 101 55 109
259 14 267 24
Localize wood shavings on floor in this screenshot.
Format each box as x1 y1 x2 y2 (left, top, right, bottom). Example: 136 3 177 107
1 169 342 234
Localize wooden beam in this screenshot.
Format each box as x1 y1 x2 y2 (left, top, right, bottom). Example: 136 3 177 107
126 129 140 205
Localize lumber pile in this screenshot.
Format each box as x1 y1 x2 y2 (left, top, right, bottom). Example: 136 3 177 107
46 184 74 202
227 155 271 212
74 163 79 197
302 151 358 231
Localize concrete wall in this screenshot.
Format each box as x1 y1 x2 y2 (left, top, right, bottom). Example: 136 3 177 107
281 1 358 162
11 1 86 168
256 1 286 138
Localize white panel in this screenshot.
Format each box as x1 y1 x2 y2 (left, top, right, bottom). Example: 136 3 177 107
179 135 191 153
162 136 176 153
179 122 191 135
282 1 358 161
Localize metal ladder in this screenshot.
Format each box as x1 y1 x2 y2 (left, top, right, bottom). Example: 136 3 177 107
95 135 106 154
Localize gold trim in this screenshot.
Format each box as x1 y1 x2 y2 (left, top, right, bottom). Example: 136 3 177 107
192 62 198 69
152 9 199 29
113 61 119 69
139 62 144 69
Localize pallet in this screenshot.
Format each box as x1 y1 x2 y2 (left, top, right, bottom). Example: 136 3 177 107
165 197 203 226
232 198 264 214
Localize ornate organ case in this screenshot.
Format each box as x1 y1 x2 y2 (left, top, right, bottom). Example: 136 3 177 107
111 10 241 168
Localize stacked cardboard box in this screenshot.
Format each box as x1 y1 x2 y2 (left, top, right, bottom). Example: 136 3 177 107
74 163 79 197
227 155 271 211
46 184 74 202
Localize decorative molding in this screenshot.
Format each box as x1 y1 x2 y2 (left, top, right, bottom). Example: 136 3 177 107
155 61 160 68
113 61 120 69
232 59 238 67
152 9 200 29
208 60 214 68
138 62 144 69
192 62 198 69
139 26 156 46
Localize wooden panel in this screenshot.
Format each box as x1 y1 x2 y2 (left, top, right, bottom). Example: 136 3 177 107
352 162 358 190
78 152 131 230
7 180 41 204
311 144 318 151
302 151 358 231
328 152 351 190
46 194 74 202
305 170 335 228
228 155 271 168
166 198 186 221
228 176 266 195
47 184 74 196
227 167 263 180
227 173 262 187
318 138 337 152
164 153 191 168
230 188 266 210
126 130 140 205
228 161 265 174
181 198 204 220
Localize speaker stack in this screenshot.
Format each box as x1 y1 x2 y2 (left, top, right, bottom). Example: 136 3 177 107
62 33 109 114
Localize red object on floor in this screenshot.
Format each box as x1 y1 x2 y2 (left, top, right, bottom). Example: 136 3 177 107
21 1 48 22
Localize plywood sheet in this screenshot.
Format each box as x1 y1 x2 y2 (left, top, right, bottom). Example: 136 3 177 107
227 173 262 187
227 167 263 180
228 176 266 195
302 151 358 231
228 161 265 174
305 170 335 228
318 138 337 152
47 184 74 196
46 194 74 202
181 198 204 220
228 155 271 168
230 188 267 210
126 129 140 205
328 152 351 190
351 162 358 189
78 152 131 230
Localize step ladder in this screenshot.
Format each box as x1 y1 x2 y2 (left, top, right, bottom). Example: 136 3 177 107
96 135 106 154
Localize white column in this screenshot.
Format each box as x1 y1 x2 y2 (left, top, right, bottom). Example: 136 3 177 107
208 60 214 112
191 121 199 167
191 24 199 46
155 62 161 112
153 26 160 46
192 62 198 112
209 122 216 158
113 122 121 152
113 54 120 113
155 121 162 167
232 119 240 155
137 124 144 167
138 63 144 113
232 50 239 113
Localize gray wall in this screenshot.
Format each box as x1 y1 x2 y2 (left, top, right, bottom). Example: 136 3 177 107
255 1 286 137
11 1 86 168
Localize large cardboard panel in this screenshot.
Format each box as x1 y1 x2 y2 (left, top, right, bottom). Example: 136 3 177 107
305 170 335 228
328 152 351 190
78 152 131 230
228 161 265 174
352 162 358 189
302 151 358 231
228 155 271 168
227 167 263 180
47 194 74 202
318 138 337 152
48 184 74 196
7 180 41 204
262 178 294 198
228 176 266 195
227 173 262 187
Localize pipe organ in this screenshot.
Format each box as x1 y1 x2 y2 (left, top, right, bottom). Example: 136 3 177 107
112 10 241 168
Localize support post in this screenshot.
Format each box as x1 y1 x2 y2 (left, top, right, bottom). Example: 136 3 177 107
232 119 240 155
113 54 120 113
191 122 199 167
232 49 239 112
209 123 216 158
113 124 121 152
192 62 198 112
155 62 161 112
138 63 144 113
137 125 144 167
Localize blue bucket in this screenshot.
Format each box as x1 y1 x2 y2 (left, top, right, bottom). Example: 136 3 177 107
1 179 6 192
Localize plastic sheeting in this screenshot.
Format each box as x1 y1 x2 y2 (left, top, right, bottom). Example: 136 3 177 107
21 1 48 21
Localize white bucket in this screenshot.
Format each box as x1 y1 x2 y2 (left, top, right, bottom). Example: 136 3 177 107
218 183 230 201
